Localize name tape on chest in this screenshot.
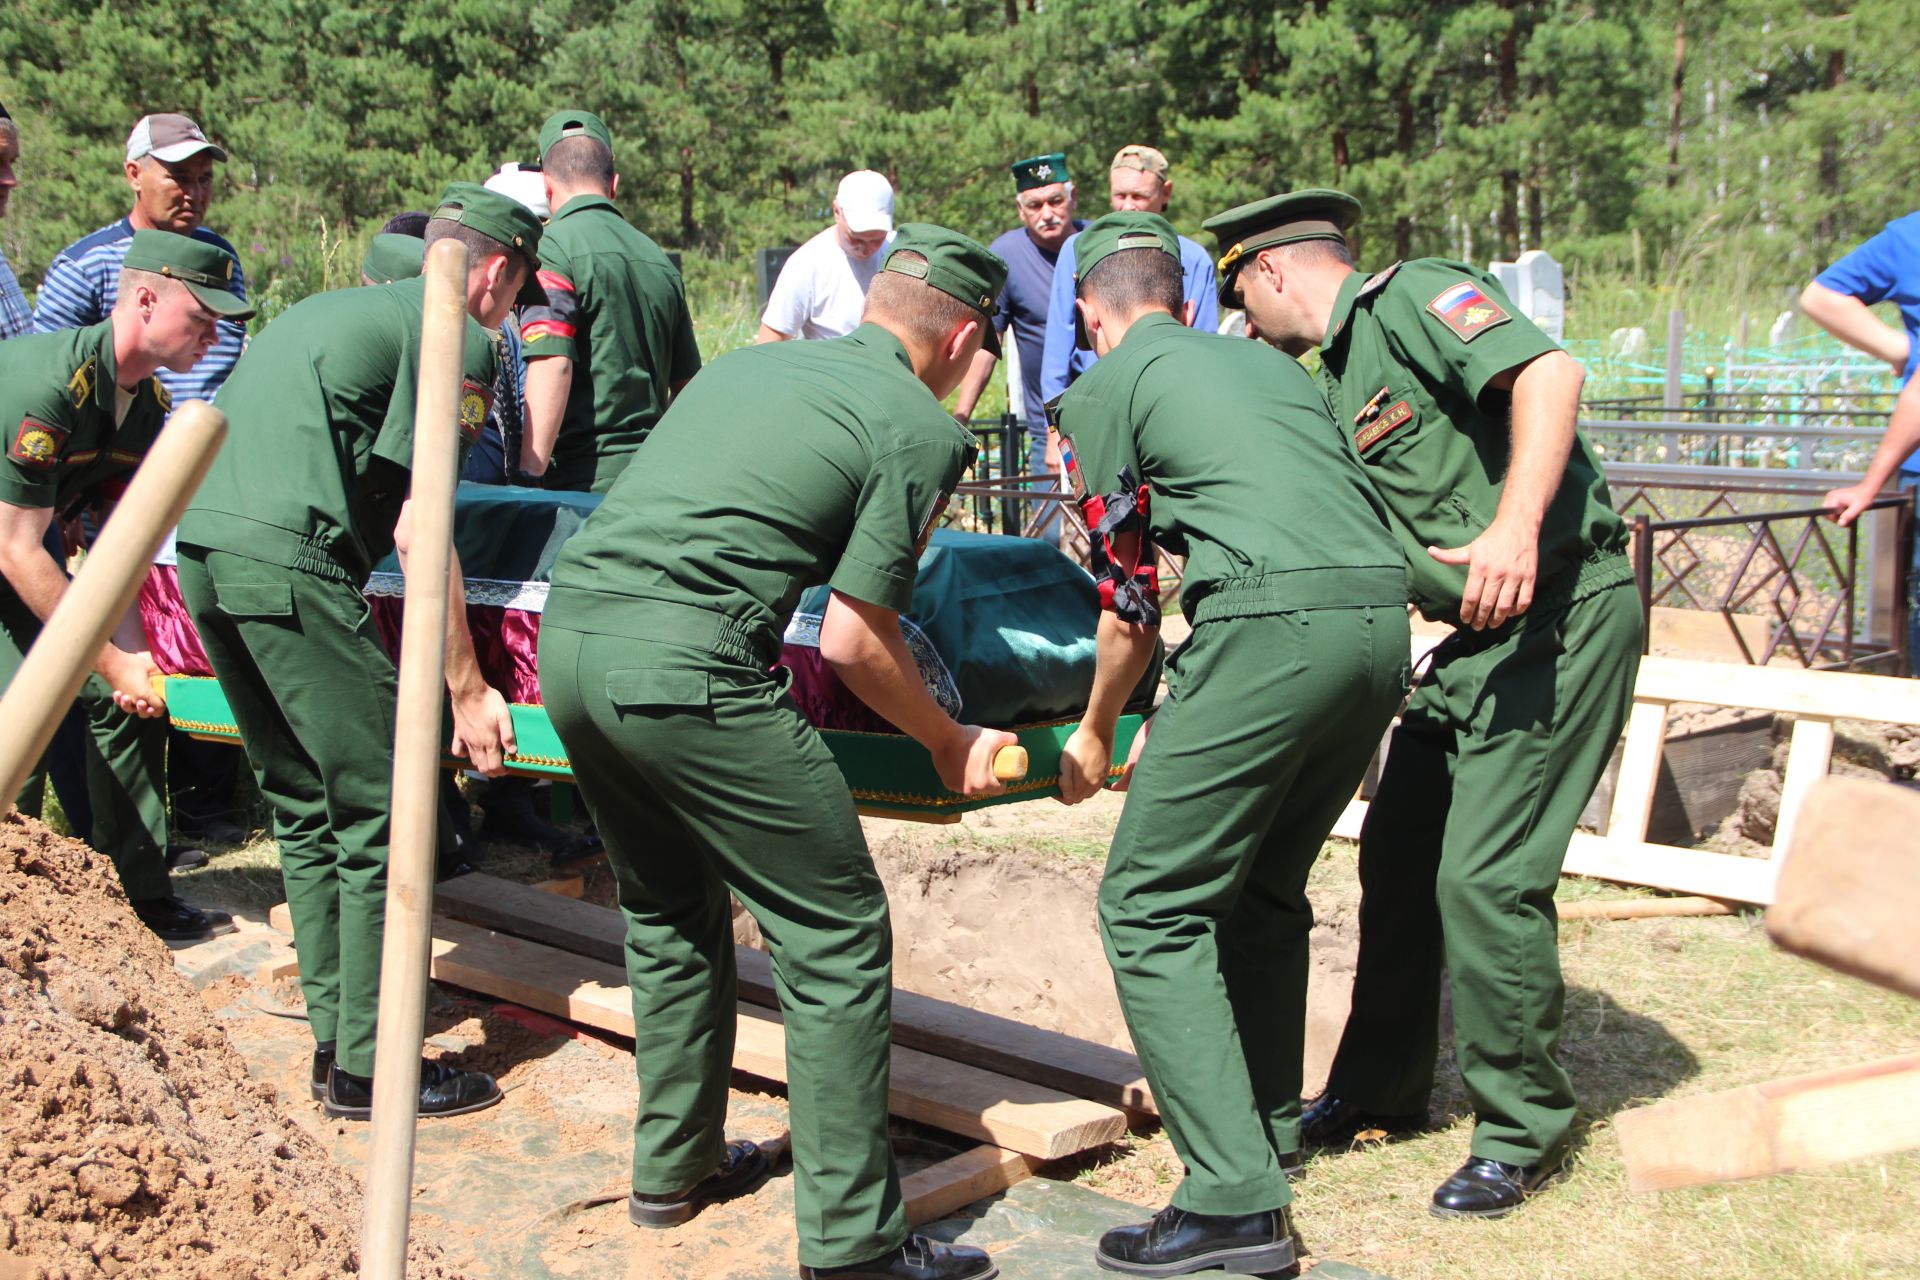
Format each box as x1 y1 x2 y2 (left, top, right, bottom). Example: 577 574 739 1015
11 417 69 469
1355 400 1413 452
459 377 495 445
1426 282 1510 342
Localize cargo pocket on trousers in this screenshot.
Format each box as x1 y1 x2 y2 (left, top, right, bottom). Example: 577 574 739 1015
605 668 712 719
212 581 295 618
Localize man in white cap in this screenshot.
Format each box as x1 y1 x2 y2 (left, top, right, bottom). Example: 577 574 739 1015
756 169 897 342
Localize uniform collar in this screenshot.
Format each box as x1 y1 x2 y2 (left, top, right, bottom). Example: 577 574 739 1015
1321 268 1367 353
554 194 620 220
91 319 122 412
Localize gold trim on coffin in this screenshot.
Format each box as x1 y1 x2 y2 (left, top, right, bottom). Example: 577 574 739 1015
849 765 1123 809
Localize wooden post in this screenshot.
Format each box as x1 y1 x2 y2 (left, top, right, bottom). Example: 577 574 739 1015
0 402 226 804
359 239 469 1280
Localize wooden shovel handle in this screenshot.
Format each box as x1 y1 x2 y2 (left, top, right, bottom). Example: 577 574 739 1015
992 744 1028 782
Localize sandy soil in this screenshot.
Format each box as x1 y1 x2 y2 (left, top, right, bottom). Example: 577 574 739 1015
0 813 460 1280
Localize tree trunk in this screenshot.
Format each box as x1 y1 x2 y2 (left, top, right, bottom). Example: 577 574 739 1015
1666 4 1686 188
1395 90 1415 260
1496 6 1521 259
1333 129 1349 181
1816 48 1845 244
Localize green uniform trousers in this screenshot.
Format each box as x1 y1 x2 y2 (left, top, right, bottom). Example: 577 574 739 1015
1326 582 1642 1166
176 546 398 1075
1100 605 1410 1216
1 589 172 900
538 618 907 1270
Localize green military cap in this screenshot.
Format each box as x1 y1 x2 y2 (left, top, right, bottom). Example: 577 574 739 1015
1074 211 1180 282
538 108 613 162
360 232 425 285
122 229 256 319
1202 188 1362 309
429 181 544 268
880 223 1009 357
1010 152 1069 192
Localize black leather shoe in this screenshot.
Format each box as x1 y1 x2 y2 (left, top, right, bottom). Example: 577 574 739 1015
800 1234 997 1280
166 843 210 871
1095 1204 1299 1276
322 1059 503 1119
309 1042 335 1101
131 896 237 943
1429 1155 1566 1219
1277 1149 1303 1179
629 1139 772 1227
1299 1093 1425 1148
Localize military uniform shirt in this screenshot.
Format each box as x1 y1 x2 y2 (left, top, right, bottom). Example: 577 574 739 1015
1056 312 1405 620
0 319 169 519
519 195 701 490
545 323 975 649
180 275 496 582
1318 259 1631 625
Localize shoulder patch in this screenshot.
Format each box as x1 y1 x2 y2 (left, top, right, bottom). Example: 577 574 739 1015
152 379 173 414
1425 282 1510 342
1358 262 1401 298
458 377 494 445
12 417 70 469
915 487 953 552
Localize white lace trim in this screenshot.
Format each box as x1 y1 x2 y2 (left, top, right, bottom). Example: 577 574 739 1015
364 572 551 612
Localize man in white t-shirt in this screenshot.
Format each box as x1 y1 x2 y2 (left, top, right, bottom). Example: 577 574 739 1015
756 170 896 342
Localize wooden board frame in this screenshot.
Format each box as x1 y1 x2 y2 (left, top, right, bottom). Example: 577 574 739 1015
1330 655 1920 906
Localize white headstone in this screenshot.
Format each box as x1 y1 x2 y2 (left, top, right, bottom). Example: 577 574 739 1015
1769 309 1797 346
1488 250 1565 341
1609 327 1649 360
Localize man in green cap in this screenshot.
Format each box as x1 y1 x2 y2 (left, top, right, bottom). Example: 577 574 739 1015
538 224 1015 1280
1204 189 1641 1217
0 229 251 942
360 231 425 286
517 108 700 493
176 183 540 1120
1051 212 1408 1276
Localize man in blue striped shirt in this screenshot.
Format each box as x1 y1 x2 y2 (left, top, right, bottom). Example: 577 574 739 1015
33 113 248 402
33 113 251 857
0 105 28 341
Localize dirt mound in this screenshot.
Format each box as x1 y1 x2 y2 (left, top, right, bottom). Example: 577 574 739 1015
0 813 462 1279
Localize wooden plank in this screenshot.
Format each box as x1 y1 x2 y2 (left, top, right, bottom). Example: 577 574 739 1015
1562 833 1781 905
1770 716 1835 864
1558 896 1734 921
1615 1054 1920 1191
1631 656 1920 725
432 873 1156 1115
425 917 1126 1160
1768 777 1920 999
1606 698 1672 842
901 1146 1039 1226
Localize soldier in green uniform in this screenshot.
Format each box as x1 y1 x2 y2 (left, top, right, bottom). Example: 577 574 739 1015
1205 189 1642 1217
175 184 538 1119
518 109 700 492
538 225 1016 1280
0 230 251 942
1051 213 1409 1276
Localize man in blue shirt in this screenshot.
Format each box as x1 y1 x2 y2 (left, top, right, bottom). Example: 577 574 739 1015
1038 146 1219 409
0 104 28 341
33 112 252 849
1800 211 1920 673
952 152 1084 536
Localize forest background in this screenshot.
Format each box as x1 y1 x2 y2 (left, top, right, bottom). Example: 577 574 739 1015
3 0 1916 360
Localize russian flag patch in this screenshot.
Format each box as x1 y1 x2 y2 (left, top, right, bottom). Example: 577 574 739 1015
1426 281 1510 341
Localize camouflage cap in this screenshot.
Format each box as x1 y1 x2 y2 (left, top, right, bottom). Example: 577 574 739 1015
122 229 255 319
361 232 426 285
1010 152 1069 192
538 109 613 163
881 223 1009 357
1202 188 1361 309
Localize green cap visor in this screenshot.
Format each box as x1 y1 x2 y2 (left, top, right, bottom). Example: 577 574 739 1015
1202 189 1361 309
881 223 1009 358
122 229 256 320
1071 212 1181 350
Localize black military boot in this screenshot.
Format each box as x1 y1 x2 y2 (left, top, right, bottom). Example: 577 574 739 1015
131 896 236 944
323 1058 502 1119
1429 1155 1567 1219
1298 1092 1426 1147
628 1139 772 1227
799 1234 998 1280
309 1041 335 1101
1095 1204 1300 1276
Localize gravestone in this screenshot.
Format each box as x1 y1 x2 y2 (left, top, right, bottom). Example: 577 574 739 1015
1489 249 1566 341
755 246 799 310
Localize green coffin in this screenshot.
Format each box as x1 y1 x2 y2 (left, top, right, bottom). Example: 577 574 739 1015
164 675 1143 822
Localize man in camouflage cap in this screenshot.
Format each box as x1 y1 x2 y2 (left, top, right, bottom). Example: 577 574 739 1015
539 225 1012 1280
1053 212 1408 1275
0 230 251 943
177 183 541 1122
1206 188 1640 1219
